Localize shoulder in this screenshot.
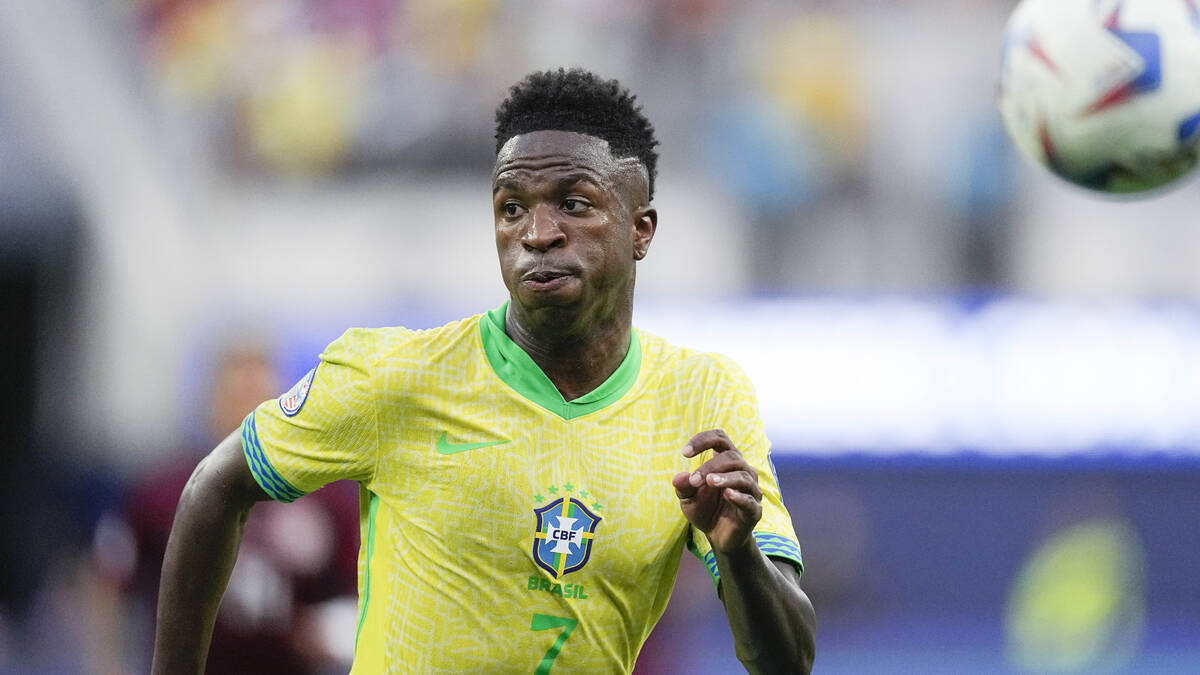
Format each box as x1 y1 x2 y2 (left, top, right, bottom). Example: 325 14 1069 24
323 314 485 368
636 328 752 387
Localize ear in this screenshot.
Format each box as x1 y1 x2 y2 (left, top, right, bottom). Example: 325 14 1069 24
632 207 657 261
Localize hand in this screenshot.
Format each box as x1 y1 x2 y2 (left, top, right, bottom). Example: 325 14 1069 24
672 429 762 555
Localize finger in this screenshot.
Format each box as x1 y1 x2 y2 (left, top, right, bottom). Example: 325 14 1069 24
672 470 698 499
681 429 735 457
723 487 763 516
691 452 755 486
705 470 762 500
681 429 737 458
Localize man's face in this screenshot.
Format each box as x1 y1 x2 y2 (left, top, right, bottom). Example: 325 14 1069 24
208 348 278 439
493 130 655 317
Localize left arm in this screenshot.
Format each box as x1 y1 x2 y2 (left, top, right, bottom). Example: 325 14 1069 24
672 429 816 675
714 545 815 674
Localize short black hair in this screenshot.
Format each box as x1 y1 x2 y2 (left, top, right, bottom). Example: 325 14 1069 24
494 68 660 199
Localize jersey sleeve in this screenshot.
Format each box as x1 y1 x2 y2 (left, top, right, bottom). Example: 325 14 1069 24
241 328 380 501
687 355 804 588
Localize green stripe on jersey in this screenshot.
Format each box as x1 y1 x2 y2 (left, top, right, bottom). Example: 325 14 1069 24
355 491 380 652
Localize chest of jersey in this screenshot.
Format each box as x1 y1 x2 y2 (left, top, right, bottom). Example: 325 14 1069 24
379 387 693 584
356 374 700 673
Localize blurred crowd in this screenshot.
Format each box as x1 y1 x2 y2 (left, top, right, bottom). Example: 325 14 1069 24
1 340 361 673
121 0 1021 289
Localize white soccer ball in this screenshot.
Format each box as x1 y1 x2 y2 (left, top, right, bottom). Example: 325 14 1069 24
998 0 1200 194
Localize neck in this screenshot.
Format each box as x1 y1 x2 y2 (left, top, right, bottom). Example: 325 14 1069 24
505 293 633 401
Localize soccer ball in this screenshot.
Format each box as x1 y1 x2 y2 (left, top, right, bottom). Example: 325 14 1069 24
998 0 1200 194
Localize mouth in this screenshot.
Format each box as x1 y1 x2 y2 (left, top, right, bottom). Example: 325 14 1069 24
520 268 576 292
522 269 572 283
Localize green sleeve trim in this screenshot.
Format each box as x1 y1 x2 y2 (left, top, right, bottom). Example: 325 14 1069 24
688 531 804 593
478 302 641 420
686 535 722 590
755 532 804 577
354 490 380 652
240 412 305 503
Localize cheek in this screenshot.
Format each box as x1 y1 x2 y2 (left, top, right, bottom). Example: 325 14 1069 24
495 221 518 251
601 217 635 252
593 221 635 268
494 226 516 271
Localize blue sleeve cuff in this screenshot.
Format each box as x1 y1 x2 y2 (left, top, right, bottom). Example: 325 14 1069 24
241 412 306 503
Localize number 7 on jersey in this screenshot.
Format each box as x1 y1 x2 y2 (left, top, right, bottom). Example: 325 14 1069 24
530 613 578 674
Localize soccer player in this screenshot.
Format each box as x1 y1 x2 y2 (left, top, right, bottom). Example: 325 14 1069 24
153 68 816 674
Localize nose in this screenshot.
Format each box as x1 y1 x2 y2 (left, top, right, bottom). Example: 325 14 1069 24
522 203 566 252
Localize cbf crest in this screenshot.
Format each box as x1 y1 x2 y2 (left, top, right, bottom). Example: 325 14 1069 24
532 484 602 579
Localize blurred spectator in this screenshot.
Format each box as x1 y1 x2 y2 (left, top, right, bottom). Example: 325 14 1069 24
702 5 870 289
83 341 359 675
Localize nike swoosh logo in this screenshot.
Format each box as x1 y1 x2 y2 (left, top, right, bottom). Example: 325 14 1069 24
436 431 510 455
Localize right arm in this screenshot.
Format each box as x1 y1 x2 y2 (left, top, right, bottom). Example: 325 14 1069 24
151 431 269 675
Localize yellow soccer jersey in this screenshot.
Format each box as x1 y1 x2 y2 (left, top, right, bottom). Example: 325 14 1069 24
240 304 803 674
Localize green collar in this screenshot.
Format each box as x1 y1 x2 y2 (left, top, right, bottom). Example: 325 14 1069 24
479 302 641 420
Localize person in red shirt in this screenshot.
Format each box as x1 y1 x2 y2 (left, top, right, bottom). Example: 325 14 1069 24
86 342 359 674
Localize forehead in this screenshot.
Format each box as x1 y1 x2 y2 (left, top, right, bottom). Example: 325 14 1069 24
493 130 623 183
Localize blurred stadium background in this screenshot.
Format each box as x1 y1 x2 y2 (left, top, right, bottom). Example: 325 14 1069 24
1 0 1199 673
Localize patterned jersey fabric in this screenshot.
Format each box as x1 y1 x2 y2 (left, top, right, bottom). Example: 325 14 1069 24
241 304 802 673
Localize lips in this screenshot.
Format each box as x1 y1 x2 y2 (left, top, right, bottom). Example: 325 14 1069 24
523 269 572 283
519 266 578 292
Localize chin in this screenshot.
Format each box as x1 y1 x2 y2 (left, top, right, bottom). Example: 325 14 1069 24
517 291 580 312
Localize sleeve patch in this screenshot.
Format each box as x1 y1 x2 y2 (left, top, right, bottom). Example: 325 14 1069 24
279 367 316 417
241 412 306 503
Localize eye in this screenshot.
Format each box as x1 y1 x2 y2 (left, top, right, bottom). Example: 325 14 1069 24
502 202 525 217
562 198 591 213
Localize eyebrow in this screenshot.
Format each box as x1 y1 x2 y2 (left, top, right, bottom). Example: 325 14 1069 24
556 173 603 192
492 171 605 195
492 178 521 195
